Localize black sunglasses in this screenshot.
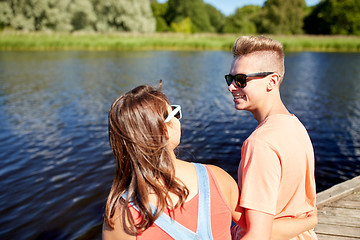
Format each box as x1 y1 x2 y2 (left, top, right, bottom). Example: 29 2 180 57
225 72 275 88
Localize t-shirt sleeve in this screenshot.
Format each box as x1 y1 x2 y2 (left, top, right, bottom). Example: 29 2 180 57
239 138 281 215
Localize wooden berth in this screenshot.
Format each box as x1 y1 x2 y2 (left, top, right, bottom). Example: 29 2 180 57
315 176 360 239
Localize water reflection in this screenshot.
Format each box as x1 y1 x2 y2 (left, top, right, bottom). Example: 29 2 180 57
283 52 360 186
0 51 359 239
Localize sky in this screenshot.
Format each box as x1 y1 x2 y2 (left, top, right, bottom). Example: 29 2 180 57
157 0 322 16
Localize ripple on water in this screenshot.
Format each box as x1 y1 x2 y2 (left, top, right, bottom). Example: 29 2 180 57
1 51 360 239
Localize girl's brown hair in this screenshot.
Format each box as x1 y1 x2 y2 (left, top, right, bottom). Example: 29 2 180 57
104 84 188 234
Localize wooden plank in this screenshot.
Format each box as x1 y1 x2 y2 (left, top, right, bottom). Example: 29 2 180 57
317 234 360 240
317 214 360 228
327 199 360 209
318 206 360 219
343 191 360 201
315 176 360 239
321 191 360 209
315 223 360 238
317 176 360 207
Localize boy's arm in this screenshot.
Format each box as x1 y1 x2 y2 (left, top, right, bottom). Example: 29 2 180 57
239 208 318 240
271 209 318 240
241 208 274 240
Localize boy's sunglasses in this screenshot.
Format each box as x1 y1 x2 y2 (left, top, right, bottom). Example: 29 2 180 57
225 72 275 88
164 105 182 123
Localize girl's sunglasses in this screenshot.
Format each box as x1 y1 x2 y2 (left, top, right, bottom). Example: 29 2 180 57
225 72 274 88
164 105 182 123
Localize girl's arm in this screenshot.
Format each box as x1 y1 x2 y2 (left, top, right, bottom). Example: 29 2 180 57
206 165 246 227
102 206 136 240
271 208 318 240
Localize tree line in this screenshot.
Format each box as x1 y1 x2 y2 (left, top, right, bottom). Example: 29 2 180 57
0 0 359 35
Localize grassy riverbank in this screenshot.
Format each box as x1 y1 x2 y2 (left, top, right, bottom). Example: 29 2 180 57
1 32 360 52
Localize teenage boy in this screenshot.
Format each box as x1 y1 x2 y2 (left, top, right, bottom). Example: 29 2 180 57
226 36 317 240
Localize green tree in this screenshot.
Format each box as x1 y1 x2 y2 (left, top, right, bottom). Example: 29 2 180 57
2 0 155 33
91 0 155 32
259 0 306 34
4 0 95 32
42 0 72 32
6 0 49 30
171 16 192 33
165 0 214 33
304 0 360 35
69 0 96 31
205 3 225 33
0 1 14 29
222 5 261 34
151 1 170 32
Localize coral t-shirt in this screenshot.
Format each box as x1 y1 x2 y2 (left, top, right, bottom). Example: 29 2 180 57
239 114 317 240
131 166 232 240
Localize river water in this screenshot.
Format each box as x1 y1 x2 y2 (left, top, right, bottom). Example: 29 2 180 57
1 50 359 239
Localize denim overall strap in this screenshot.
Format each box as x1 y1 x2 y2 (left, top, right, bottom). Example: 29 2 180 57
150 207 200 239
192 163 213 240
151 163 213 239
122 192 198 239
121 163 213 239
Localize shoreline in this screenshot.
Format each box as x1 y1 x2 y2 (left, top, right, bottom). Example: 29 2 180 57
1 32 360 52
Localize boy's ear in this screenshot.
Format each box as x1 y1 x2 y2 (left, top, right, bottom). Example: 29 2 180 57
267 74 280 91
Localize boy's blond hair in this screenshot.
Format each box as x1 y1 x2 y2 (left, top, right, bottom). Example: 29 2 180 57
232 36 285 81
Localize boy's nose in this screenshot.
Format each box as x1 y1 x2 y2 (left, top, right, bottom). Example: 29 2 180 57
228 80 238 92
